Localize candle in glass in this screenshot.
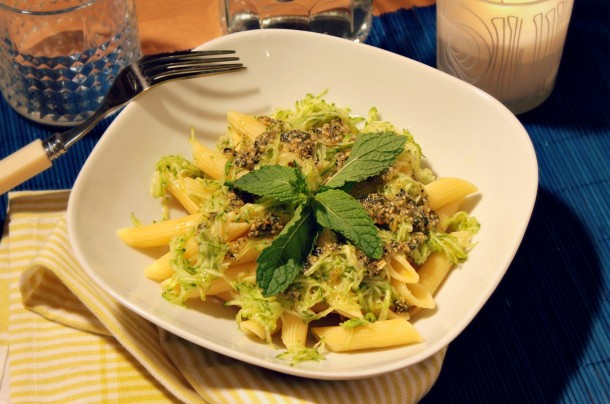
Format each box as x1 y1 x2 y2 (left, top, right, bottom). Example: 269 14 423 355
437 0 574 114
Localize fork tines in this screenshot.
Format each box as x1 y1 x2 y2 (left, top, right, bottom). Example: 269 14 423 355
141 49 245 83
140 49 238 62
139 50 245 83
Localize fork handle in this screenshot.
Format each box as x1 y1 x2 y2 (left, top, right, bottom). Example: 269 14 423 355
0 139 52 194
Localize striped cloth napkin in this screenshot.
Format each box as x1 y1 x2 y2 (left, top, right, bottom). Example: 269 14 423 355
0 191 445 403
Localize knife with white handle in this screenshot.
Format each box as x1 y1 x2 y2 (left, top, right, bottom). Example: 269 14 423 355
0 139 53 194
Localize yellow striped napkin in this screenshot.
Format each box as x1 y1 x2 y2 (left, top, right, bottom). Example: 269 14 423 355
0 191 446 403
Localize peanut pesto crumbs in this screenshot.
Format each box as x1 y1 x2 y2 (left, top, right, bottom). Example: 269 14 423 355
247 213 285 238
305 241 341 269
226 237 248 261
280 130 317 160
385 232 427 257
360 190 438 234
311 118 353 144
393 298 411 314
232 129 280 171
228 117 354 171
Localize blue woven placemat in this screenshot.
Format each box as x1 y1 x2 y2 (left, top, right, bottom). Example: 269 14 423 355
1 1 608 402
0 109 108 218
365 2 609 403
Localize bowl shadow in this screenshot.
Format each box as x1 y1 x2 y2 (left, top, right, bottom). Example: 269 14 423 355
421 187 603 403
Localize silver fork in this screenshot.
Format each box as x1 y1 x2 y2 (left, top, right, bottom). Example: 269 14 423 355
0 49 245 194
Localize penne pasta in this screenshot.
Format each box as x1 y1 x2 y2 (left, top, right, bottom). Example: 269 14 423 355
119 212 246 251
311 319 423 352
228 238 270 265
167 176 199 215
161 262 256 300
117 214 200 248
333 306 364 320
239 319 281 341
207 262 256 296
388 255 419 283
435 196 465 232
416 252 454 296
191 137 227 180
227 111 267 142
392 279 435 309
145 251 177 281
239 320 267 341
229 126 243 145
223 221 251 242
143 222 251 281
424 177 478 210
281 313 309 349
181 177 216 200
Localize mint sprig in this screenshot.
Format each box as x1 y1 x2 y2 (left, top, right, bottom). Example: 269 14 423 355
229 131 406 296
313 189 383 259
256 204 316 296
324 131 407 189
229 165 309 205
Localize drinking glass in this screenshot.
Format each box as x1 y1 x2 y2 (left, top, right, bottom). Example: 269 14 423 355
0 0 142 126
437 0 574 114
220 0 373 43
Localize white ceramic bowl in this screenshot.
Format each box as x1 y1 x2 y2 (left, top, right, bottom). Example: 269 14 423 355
68 29 538 380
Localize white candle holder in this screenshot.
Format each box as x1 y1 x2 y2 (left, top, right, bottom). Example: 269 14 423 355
437 0 574 114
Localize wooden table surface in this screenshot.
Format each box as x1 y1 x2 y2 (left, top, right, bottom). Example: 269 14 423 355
135 0 436 54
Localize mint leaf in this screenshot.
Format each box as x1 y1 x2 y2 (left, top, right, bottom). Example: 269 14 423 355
313 189 383 259
230 165 308 204
325 132 407 189
256 204 317 296
232 132 404 294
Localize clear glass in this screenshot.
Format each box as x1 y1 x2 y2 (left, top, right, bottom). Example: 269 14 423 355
220 0 373 43
0 0 142 126
437 0 574 115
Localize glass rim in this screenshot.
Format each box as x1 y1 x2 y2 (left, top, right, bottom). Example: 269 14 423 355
0 0 98 16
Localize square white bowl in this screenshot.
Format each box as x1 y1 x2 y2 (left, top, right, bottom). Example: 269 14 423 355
68 29 537 380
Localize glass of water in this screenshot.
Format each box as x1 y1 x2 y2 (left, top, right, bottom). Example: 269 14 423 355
220 0 373 43
0 0 142 126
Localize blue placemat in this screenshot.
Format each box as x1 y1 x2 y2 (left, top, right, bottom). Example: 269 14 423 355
0 107 109 221
1 1 608 402
364 2 609 403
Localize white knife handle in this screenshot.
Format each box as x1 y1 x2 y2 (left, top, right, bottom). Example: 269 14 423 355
0 139 52 194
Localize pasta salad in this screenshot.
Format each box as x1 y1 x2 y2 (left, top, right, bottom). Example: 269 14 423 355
118 93 480 363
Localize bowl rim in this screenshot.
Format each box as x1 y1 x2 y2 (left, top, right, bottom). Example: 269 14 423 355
67 29 539 380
